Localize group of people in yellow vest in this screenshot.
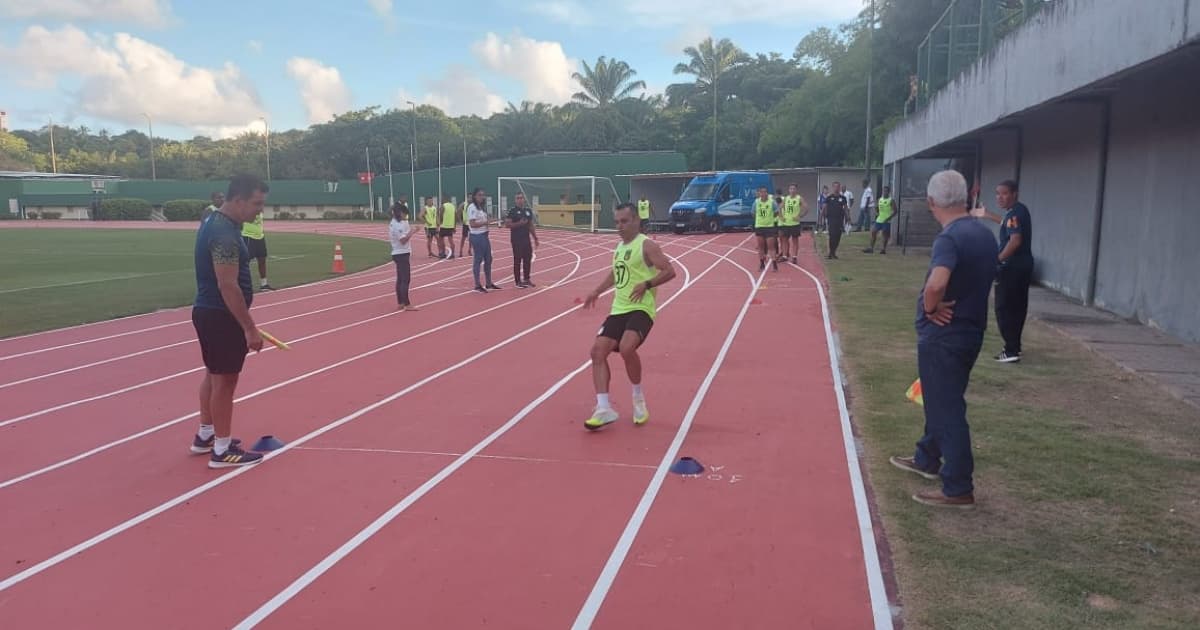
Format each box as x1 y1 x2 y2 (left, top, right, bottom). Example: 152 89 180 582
752 184 809 271
419 196 476 260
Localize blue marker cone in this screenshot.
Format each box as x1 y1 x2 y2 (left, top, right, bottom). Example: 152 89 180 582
669 456 704 475
251 435 285 452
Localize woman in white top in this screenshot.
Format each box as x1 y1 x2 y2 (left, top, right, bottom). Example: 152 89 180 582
388 202 418 311
467 187 500 293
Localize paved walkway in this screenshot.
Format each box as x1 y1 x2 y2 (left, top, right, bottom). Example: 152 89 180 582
1029 288 1200 410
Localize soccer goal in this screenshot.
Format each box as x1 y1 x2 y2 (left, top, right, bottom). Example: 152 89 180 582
497 176 623 233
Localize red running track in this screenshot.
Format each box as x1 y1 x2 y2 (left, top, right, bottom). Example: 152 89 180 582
0 223 893 629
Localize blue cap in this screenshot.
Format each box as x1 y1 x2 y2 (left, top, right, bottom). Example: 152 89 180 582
669 456 704 475
251 435 285 452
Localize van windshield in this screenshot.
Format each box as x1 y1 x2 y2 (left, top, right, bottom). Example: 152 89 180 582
680 183 717 201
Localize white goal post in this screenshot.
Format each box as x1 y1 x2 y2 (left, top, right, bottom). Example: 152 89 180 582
496 176 623 233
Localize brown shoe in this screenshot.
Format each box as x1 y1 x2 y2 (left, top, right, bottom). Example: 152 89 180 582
889 456 940 481
912 489 975 509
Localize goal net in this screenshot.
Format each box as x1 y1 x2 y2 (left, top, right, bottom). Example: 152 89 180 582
496 176 623 233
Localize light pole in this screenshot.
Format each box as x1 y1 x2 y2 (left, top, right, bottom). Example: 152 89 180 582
142 112 156 180
406 100 417 206
48 116 57 174
259 116 271 181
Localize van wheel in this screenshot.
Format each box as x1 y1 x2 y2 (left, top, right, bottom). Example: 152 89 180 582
672 227 685 235
705 217 721 233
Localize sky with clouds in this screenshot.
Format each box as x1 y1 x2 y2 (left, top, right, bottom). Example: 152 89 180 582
0 0 864 140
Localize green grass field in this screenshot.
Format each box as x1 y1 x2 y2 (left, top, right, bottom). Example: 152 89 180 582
818 231 1200 629
0 229 392 338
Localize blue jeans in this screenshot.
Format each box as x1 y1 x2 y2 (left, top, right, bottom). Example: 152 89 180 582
469 232 493 287
913 329 983 497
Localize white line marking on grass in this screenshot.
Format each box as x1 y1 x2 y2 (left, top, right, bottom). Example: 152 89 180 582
570 243 761 630
789 260 893 630
0 271 182 294
229 236 748 629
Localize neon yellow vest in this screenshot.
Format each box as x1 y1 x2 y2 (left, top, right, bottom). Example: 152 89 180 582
611 234 656 318
241 214 264 239
754 198 776 228
424 205 438 228
441 202 456 229
780 195 804 226
876 197 895 223
637 199 650 219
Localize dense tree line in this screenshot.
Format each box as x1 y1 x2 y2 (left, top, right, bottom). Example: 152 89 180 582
0 1 950 180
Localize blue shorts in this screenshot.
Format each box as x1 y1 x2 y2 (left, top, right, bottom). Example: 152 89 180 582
873 221 892 234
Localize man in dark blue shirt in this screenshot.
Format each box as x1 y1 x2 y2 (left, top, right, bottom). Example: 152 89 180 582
891 170 998 509
973 179 1033 362
505 191 539 288
190 174 269 469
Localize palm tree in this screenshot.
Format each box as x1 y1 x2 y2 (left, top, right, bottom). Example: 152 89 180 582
571 56 647 108
673 37 749 170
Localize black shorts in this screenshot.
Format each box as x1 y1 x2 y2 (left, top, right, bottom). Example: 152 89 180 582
438 227 455 238
243 236 267 259
598 311 654 348
779 225 801 238
754 227 778 238
192 307 248 374
461 224 469 238
425 227 437 237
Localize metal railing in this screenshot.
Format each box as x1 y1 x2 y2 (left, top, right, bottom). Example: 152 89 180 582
906 0 1055 116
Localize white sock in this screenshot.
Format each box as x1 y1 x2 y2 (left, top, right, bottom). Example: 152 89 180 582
632 384 644 399
260 277 268 286
596 393 611 409
198 424 215 440
213 436 233 455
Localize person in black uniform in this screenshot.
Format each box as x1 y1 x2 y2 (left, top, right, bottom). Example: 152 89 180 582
822 182 849 259
505 191 540 288
972 179 1033 363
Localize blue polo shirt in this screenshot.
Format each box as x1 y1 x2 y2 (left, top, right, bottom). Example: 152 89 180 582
194 210 253 311
915 216 998 341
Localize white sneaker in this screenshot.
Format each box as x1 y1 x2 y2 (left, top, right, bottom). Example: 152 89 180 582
584 406 619 431
632 397 649 425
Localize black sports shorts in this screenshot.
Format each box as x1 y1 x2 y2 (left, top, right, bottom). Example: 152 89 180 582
192 307 248 374
598 311 654 349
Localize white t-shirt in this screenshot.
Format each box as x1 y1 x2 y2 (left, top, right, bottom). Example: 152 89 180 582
861 186 874 209
468 204 489 235
389 218 412 255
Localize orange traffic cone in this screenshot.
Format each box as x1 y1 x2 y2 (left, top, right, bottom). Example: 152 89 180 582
331 241 346 274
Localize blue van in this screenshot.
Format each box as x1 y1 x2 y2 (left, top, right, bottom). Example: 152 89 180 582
669 171 773 234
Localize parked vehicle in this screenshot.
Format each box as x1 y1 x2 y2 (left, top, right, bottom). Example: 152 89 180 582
669 171 772 234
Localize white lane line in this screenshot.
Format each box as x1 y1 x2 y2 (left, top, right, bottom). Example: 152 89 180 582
291 446 657 471
230 236 748 629
0 246 592 490
0 247 604 428
0 238 655 592
0 232 597 360
790 260 894 630
0 246 593 388
0 236 728 597
570 242 761 630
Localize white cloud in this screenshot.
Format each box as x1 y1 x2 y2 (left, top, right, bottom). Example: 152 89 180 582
286 57 352 124
247 39 263 53
0 0 172 27
0 25 264 135
526 1 593 26
622 0 861 26
396 65 506 118
472 32 577 105
664 23 711 54
366 0 395 30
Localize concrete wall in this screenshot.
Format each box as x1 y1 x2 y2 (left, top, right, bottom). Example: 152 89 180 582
1016 102 1106 300
885 0 1200 163
1093 56 1200 342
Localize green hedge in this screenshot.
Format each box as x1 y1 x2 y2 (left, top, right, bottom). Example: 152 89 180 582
96 198 152 221
162 199 208 221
